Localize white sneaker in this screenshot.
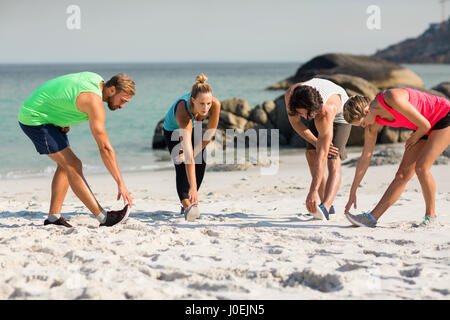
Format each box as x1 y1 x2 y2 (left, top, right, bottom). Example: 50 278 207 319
309 204 329 221
184 205 200 222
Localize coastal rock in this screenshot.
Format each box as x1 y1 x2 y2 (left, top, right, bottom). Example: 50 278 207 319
289 132 306 148
262 100 277 114
269 94 293 140
152 119 166 149
346 126 366 146
218 110 248 130
249 104 269 126
220 98 253 119
432 82 450 99
267 53 423 90
315 74 380 99
374 18 450 64
378 127 413 144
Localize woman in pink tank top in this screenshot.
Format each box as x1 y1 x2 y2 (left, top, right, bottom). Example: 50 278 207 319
341 88 450 228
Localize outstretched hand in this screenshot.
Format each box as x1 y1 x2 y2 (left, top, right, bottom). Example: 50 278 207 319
306 190 319 213
117 183 133 208
344 193 357 214
60 127 70 134
405 132 420 151
189 187 199 206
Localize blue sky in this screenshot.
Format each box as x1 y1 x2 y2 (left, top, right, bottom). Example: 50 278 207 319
0 0 446 63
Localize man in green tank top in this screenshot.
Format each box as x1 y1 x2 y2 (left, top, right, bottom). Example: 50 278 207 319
18 72 136 227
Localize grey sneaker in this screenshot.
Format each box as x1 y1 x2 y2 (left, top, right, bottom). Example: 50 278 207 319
184 205 200 222
418 215 437 227
345 212 377 228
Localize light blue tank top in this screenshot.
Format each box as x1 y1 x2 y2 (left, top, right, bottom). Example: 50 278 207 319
163 93 195 131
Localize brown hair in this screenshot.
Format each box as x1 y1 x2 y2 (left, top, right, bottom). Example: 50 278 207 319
288 85 323 118
191 73 212 98
104 73 136 96
343 95 371 123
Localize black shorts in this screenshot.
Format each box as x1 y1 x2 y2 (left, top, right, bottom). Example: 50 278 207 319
305 120 352 160
420 111 450 140
19 122 69 155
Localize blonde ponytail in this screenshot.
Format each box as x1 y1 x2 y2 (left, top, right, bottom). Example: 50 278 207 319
191 73 212 98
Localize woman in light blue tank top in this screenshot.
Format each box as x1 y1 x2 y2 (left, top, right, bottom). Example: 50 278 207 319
163 73 221 221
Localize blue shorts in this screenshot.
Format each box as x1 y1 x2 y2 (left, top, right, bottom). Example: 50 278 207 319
19 122 70 155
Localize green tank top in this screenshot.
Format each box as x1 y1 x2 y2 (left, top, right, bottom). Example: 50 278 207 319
18 72 104 127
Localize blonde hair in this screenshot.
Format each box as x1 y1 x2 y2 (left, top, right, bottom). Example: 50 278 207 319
343 95 371 123
105 73 136 96
191 73 212 98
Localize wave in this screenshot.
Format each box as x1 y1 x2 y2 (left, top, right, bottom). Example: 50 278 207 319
0 162 173 180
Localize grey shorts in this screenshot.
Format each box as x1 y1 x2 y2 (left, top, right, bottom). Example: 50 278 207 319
305 120 352 160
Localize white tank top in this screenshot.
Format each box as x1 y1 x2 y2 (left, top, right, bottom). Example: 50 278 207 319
301 78 349 124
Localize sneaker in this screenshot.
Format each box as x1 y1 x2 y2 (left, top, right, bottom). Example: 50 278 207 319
180 206 185 215
184 204 200 222
99 204 130 227
329 205 335 215
44 217 72 228
345 212 377 228
309 204 329 221
418 215 437 227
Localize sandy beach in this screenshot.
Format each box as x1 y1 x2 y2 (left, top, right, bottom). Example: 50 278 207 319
0 145 449 300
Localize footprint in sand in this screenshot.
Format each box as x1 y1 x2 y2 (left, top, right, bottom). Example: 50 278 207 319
282 269 343 293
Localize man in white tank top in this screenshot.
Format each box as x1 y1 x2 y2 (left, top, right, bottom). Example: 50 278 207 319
285 78 352 220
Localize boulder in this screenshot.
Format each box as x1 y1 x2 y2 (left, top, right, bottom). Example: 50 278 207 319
289 132 306 148
267 53 423 90
315 74 380 99
218 110 248 130
432 82 450 99
220 98 253 118
378 127 413 144
152 118 166 149
262 100 276 114
268 94 294 140
346 126 366 146
249 104 270 126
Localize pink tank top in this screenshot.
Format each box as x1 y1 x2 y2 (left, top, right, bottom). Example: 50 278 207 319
375 88 450 135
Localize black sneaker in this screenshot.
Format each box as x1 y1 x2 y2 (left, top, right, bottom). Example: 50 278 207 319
44 217 73 228
99 204 130 227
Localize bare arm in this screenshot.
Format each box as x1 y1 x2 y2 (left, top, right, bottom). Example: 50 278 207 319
175 100 198 204
310 114 334 193
345 122 382 213
76 92 133 207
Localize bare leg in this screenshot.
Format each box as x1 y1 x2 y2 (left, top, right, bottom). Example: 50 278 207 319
414 127 450 218
48 147 103 216
321 156 341 211
181 199 191 210
49 165 69 215
370 140 425 220
306 150 327 203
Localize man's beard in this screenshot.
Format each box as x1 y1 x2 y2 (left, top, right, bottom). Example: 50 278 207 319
106 97 118 111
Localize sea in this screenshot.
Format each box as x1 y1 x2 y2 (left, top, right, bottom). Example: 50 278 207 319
0 62 449 180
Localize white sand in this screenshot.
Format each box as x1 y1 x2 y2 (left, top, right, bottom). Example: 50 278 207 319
0 146 449 300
